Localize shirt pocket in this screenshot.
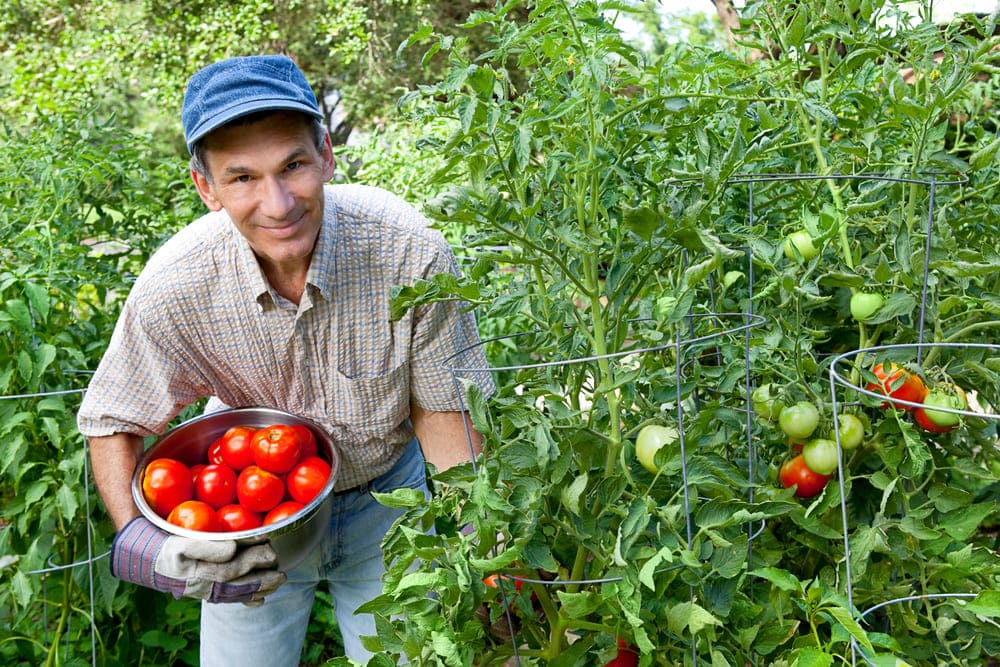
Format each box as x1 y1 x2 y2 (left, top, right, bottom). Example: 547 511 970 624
331 361 410 440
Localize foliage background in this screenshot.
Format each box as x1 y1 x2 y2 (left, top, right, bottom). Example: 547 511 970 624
1 0 999 665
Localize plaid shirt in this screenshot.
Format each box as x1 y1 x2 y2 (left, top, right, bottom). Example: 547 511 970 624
78 184 493 489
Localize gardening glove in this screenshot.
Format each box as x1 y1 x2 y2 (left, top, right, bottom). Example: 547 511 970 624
110 516 287 604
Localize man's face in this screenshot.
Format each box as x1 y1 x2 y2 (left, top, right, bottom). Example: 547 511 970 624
191 111 335 275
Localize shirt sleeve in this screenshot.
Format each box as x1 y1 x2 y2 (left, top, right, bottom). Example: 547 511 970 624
406 240 494 413
77 289 204 438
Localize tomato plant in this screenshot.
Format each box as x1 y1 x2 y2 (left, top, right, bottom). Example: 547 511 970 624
634 424 678 473
193 463 238 510
778 402 820 441
286 455 331 505
236 465 285 513
216 504 263 532
251 424 303 474
263 500 305 526
219 425 257 470
166 500 220 532
142 458 194 518
867 363 926 411
779 454 830 498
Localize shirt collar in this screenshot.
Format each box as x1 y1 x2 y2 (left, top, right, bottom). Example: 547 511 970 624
227 187 339 307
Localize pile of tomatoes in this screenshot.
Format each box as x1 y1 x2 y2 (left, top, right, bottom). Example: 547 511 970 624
141 423 332 533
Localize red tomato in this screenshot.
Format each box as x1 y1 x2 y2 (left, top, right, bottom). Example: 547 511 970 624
251 425 303 474
142 458 194 518
286 456 331 505
779 454 830 498
236 465 285 513
291 424 318 459
190 464 206 484
263 500 305 526
218 425 257 471
216 504 262 532
167 500 220 532
867 362 926 411
193 463 238 509
207 438 226 465
603 638 639 667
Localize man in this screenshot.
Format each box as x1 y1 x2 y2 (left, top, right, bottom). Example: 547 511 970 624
77 54 492 664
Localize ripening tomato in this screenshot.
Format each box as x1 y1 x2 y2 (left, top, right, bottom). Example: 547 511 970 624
286 456 332 505
914 387 967 433
236 465 285 513
167 500 220 532
603 638 639 667
142 458 194 518
484 573 524 591
263 500 305 526
251 425 303 474
801 438 839 476
778 401 820 441
216 504 263 532
867 362 926 411
779 454 830 498
194 463 238 509
291 424 318 459
218 425 257 471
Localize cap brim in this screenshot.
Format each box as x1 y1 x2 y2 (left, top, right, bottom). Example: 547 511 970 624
186 100 324 152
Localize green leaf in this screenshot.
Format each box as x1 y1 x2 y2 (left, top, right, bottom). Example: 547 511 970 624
750 567 802 593
964 590 1000 618
790 647 834 667
23 282 49 322
824 604 875 653
555 590 601 619
667 601 721 636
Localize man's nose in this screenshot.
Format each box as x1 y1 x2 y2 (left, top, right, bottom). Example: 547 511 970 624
259 176 295 220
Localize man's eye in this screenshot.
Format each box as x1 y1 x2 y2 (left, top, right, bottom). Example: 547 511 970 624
287 161 301 171
235 174 251 183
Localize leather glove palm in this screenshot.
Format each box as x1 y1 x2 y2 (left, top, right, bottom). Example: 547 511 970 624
111 516 286 604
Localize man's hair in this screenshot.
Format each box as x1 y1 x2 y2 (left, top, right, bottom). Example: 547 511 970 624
189 111 328 182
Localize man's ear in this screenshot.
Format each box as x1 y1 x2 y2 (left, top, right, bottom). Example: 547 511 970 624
321 134 336 182
191 169 223 211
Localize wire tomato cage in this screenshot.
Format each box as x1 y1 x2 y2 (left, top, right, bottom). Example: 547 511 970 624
442 170 993 665
0 370 105 667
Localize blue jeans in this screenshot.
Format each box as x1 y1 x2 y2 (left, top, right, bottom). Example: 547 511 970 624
200 438 428 665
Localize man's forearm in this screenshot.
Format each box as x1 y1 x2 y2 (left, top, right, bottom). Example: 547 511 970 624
410 405 483 473
89 433 145 530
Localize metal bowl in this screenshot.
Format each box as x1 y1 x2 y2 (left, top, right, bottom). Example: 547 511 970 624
131 406 340 570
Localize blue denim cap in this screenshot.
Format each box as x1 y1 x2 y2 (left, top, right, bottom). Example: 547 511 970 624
182 55 323 153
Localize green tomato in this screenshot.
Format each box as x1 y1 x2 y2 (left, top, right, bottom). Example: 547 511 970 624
752 383 784 421
802 438 839 476
921 389 967 427
783 230 819 262
830 414 865 451
778 401 820 441
850 292 884 321
635 424 679 473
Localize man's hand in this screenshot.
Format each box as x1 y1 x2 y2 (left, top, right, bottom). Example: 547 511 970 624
111 516 286 604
